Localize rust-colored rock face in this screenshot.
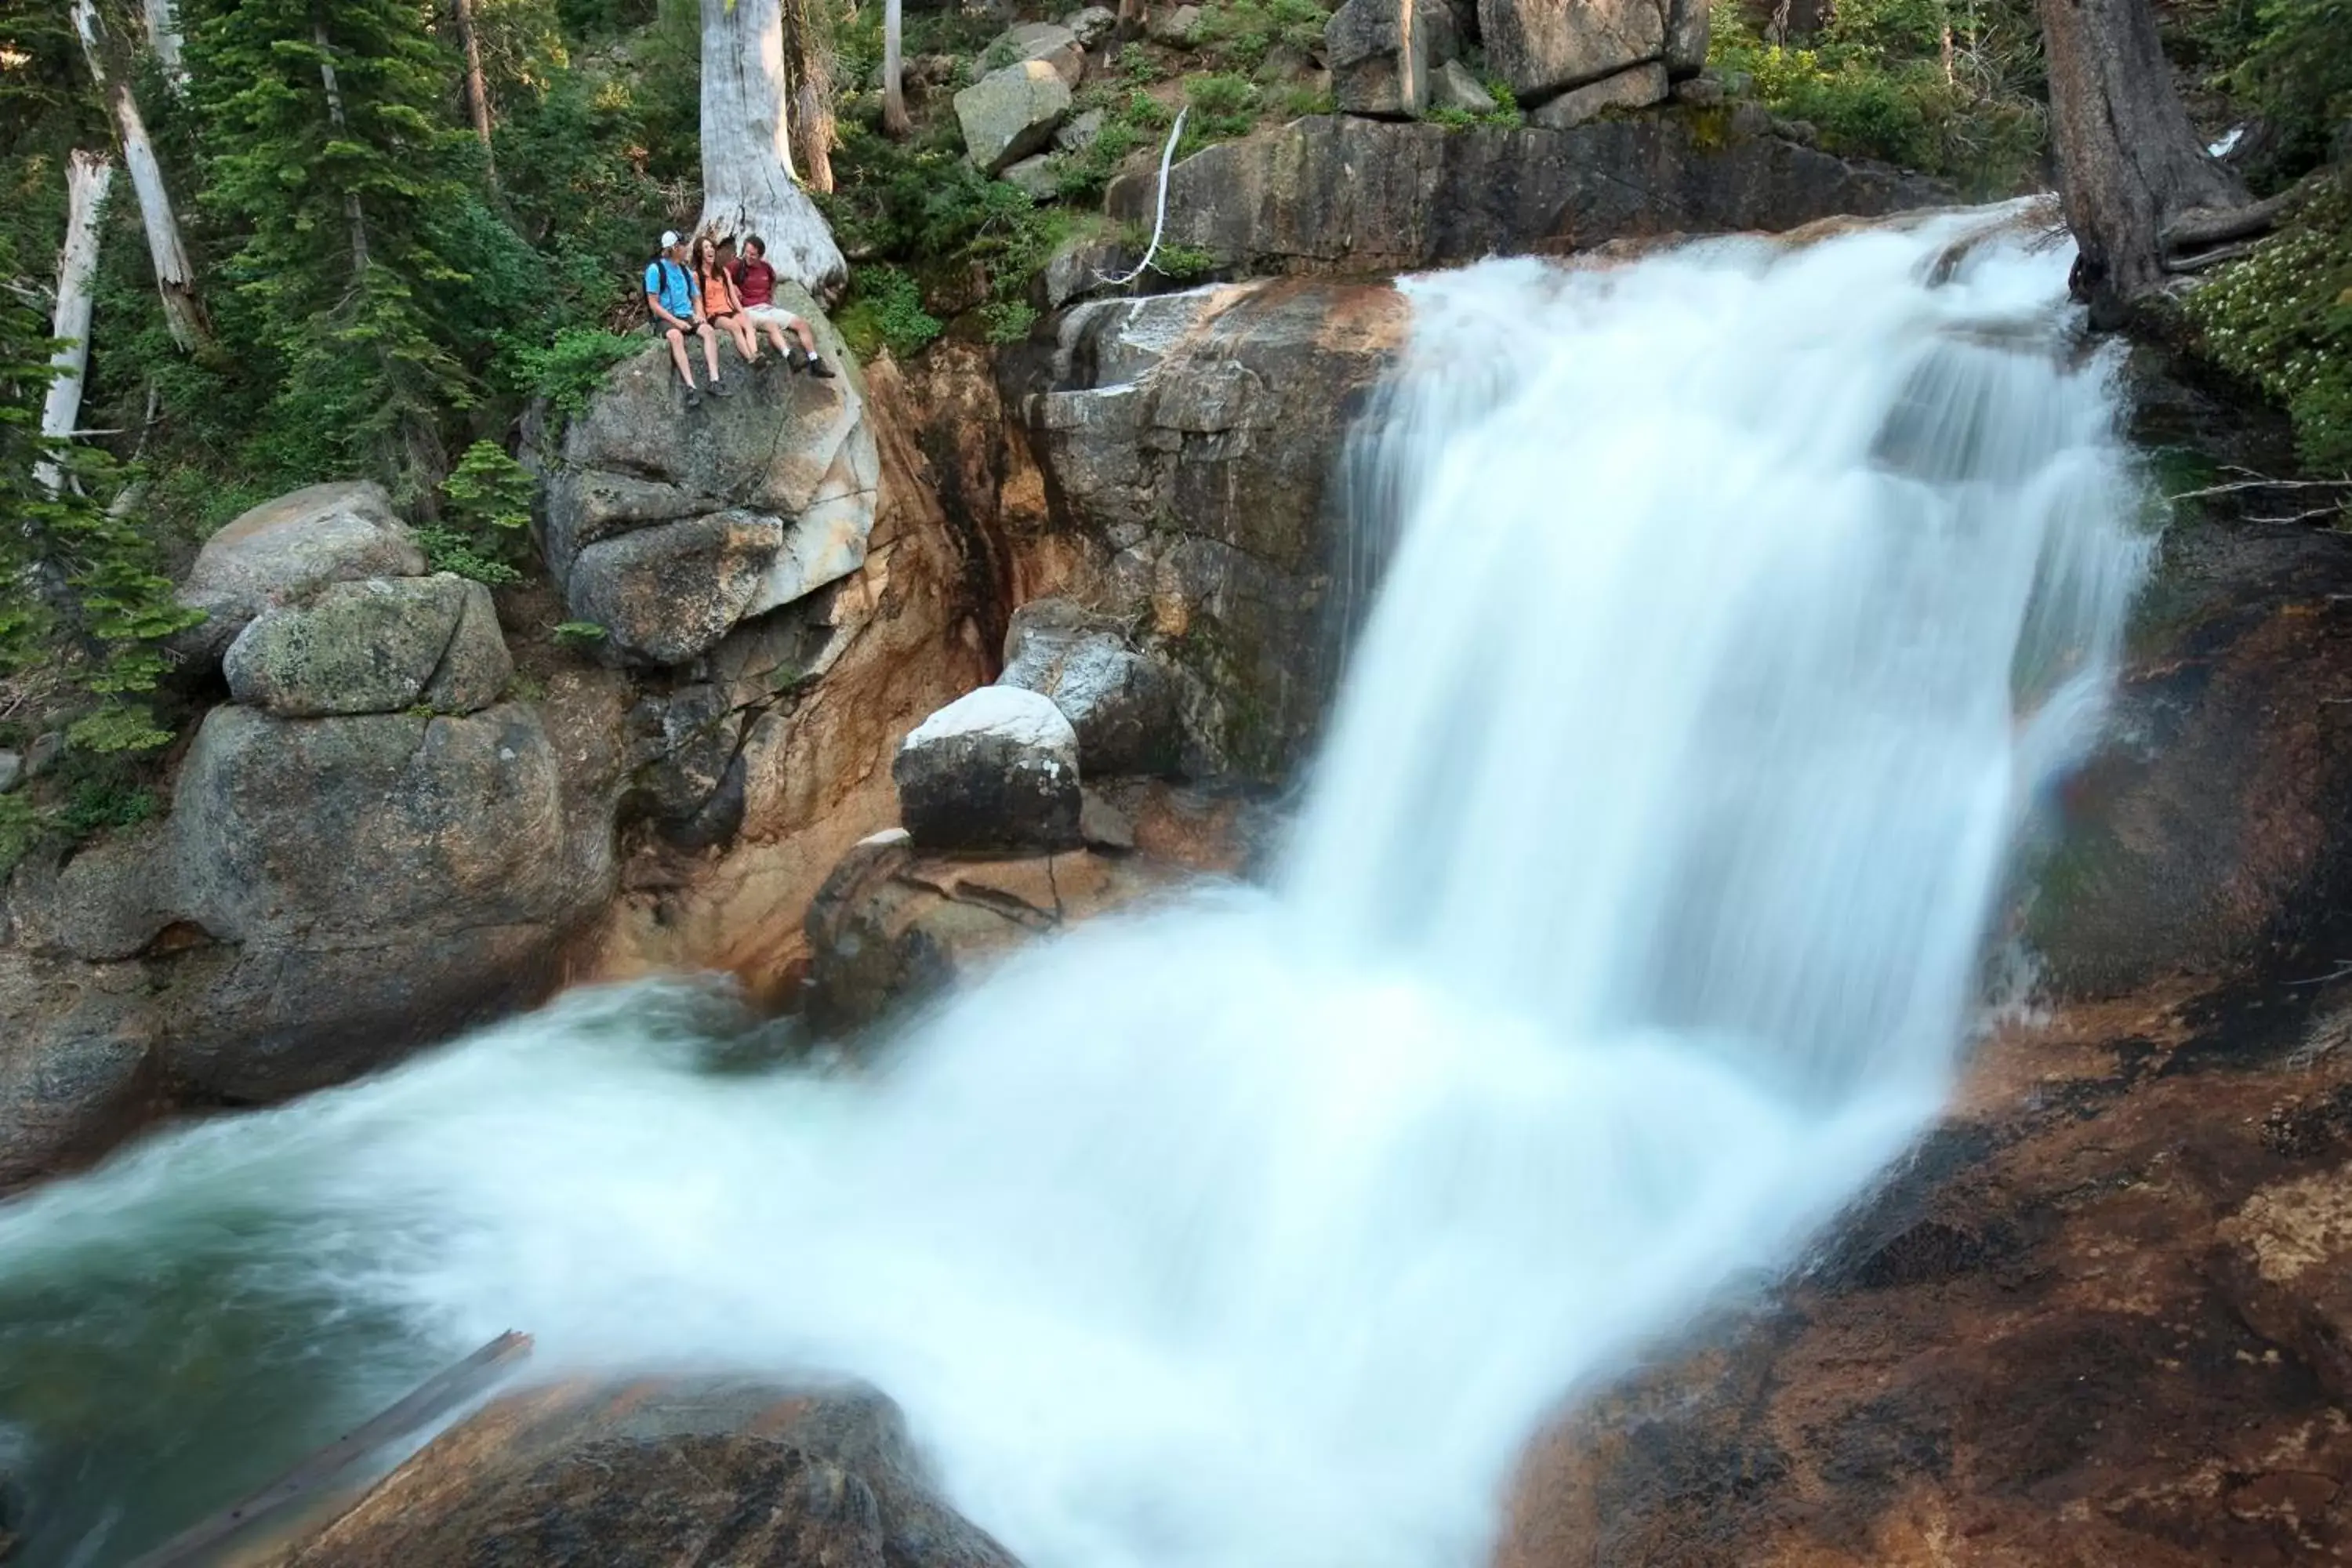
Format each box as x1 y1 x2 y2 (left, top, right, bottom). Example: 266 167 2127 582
1496 982 2352 1568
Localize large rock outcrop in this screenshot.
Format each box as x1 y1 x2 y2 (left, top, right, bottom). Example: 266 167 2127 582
542 302 880 667
270 1378 1020 1567
223 574 511 718
1106 114 1950 276
174 481 428 666
1026 278 1410 780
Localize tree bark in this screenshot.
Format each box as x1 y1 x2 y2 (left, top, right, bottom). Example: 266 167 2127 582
697 0 847 296
143 0 187 90
38 151 115 494
882 0 911 138
71 0 207 352
312 13 374 278
780 0 835 194
2035 0 2245 324
452 0 498 177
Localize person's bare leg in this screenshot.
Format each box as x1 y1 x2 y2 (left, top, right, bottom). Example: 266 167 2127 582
666 327 697 389
731 316 760 364
791 319 818 356
699 321 723 382
760 318 793 356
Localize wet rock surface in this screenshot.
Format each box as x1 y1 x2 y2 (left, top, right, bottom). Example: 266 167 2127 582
272 1378 1021 1567
805 778 1277 1033
1497 975 2352 1568
1029 278 1410 780
1107 114 1950 278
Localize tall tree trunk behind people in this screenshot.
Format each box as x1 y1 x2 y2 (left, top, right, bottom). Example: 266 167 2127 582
452 0 498 180
882 0 911 137
2035 0 2247 323
782 0 836 195
38 151 114 494
697 0 847 296
70 0 208 351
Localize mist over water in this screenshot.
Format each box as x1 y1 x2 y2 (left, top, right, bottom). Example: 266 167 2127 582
0 212 2148 1567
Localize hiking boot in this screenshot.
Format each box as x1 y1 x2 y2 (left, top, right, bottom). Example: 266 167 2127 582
708 378 735 398
785 346 811 374
806 354 837 379
684 385 703 408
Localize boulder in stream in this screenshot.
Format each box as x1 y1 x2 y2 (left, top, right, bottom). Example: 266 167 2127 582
894 686 1083 852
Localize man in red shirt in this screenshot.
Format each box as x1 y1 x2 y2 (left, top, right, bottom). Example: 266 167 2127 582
730 236 835 379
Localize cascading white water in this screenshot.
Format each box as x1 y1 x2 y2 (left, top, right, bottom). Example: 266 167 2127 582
0 211 2148 1568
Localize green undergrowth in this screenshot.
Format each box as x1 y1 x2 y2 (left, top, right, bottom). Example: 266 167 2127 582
2185 179 2352 491
1707 0 2046 194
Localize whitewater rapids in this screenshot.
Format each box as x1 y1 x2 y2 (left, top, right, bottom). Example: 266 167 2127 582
0 209 2149 1568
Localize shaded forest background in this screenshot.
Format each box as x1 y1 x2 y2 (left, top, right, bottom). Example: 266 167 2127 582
0 0 2344 851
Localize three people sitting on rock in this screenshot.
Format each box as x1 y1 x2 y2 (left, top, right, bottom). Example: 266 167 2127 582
644 229 833 407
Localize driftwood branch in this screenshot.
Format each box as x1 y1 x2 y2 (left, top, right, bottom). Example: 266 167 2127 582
2169 476 2352 503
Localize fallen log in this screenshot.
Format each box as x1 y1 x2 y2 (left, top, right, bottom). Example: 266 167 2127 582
126 1330 533 1568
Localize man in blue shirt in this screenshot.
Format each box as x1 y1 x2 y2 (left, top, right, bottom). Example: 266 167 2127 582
644 230 728 407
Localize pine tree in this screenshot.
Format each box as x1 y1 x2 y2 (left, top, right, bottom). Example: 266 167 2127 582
189 0 477 488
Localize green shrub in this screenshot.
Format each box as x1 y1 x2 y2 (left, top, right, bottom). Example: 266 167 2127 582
982 299 1041 343
1180 72 1261 154
837 265 946 359
553 620 609 648
425 441 540 586
1198 0 1330 71
2186 180 2352 481
511 328 641 417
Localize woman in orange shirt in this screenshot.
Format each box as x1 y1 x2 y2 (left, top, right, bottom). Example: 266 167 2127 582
694 235 760 366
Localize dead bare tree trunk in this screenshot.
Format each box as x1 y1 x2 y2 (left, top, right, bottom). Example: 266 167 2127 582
143 0 187 90
882 0 911 138
452 0 499 178
71 0 207 352
697 0 847 295
2035 0 2245 324
312 13 374 276
38 151 115 493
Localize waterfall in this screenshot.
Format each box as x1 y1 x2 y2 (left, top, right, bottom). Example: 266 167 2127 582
0 211 2147 1568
